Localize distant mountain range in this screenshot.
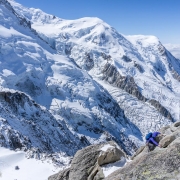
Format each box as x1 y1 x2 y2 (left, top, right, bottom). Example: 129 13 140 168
164 44 180 60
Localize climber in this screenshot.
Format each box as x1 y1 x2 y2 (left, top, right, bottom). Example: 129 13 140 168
145 132 161 151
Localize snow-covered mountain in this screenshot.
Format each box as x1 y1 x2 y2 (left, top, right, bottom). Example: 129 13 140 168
12 1 180 120
9 0 180 120
0 0 143 167
0 0 180 178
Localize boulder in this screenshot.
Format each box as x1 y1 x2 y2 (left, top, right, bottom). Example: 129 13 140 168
98 146 124 166
173 121 180 127
159 134 176 148
131 145 146 160
159 125 170 134
49 122 180 180
104 122 180 180
169 137 180 147
49 141 125 180
48 168 70 180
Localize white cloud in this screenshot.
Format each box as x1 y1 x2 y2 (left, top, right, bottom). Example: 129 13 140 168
164 44 180 60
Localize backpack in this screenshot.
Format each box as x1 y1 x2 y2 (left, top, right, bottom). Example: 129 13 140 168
145 132 152 140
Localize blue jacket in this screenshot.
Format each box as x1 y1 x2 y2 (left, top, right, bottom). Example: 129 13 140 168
147 132 160 146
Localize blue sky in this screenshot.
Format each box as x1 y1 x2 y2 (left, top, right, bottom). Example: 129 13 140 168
15 0 180 44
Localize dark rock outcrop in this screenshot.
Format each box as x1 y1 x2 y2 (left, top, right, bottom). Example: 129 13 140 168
148 99 173 121
172 69 180 82
133 61 144 73
84 52 94 71
102 63 146 102
102 63 173 121
0 91 90 164
122 55 132 62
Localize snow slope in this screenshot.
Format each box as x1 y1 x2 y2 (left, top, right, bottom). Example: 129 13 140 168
0 147 59 180
0 0 144 169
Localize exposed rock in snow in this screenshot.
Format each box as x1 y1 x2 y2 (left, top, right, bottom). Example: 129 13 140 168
48 141 125 180
0 91 89 165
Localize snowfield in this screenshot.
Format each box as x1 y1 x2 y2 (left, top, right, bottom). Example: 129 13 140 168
0 147 60 180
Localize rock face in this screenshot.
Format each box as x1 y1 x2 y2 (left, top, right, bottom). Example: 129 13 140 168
49 122 180 180
102 63 146 102
102 63 173 121
48 141 125 180
0 91 90 165
105 121 180 180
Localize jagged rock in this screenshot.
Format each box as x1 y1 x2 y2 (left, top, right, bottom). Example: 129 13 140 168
133 61 144 73
159 134 176 147
65 45 72 55
101 53 111 61
172 69 180 82
102 63 173 120
159 125 171 134
131 145 146 160
68 144 101 180
105 143 180 180
98 146 124 166
122 55 132 62
102 63 146 102
84 52 94 70
0 91 91 164
105 121 180 180
48 141 125 180
48 168 70 180
148 99 173 121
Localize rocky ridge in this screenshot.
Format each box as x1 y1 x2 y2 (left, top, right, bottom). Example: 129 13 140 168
48 141 126 180
49 121 180 180
106 121 180 180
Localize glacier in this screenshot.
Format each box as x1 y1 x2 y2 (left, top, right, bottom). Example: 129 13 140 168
0 0 179 179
